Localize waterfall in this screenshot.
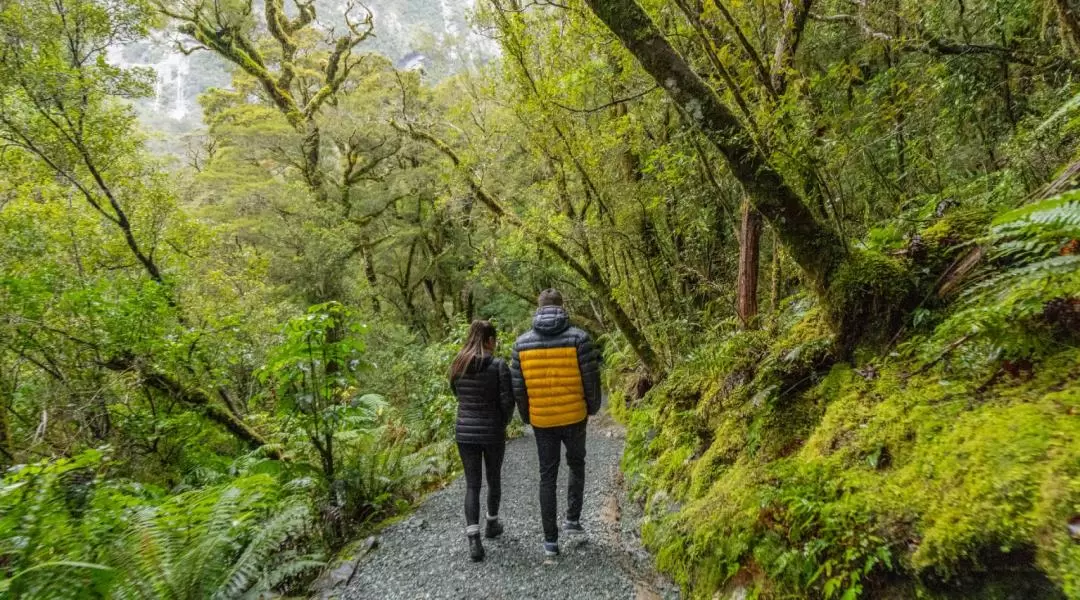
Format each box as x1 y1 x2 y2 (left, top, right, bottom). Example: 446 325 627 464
165 53 190 121
108 38 192 123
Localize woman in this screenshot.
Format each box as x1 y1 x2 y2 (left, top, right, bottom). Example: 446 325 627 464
449 320 515 561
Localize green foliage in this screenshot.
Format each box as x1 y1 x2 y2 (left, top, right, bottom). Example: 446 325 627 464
262 302 370 476
618 191 1080 596
932 192 1080 361
624 326 1080 598
620 210 1080 598
825 251 915 352
3 0 1080 596
107 475 322 600
0 449 121 598
0 450 323 599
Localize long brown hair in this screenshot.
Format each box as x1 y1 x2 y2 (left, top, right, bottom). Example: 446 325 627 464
449 320 497 382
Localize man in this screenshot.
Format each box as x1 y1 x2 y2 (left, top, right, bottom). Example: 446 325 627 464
510 289 601 557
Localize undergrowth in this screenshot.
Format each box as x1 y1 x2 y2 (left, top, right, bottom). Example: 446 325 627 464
614 192 1080 599
0 324 464 599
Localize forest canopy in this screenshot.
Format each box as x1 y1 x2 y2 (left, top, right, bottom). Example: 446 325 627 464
1 0 1079 597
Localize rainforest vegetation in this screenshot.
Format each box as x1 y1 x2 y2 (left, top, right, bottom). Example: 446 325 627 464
1 0 1079 597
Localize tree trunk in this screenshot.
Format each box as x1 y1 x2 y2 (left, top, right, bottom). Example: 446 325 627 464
0 377 13 469
1056 0 1080 52
737 199 762 328
771 229 782 313
581 0 845 293
360 242 381 315
462 287 475 322
597 283 661 374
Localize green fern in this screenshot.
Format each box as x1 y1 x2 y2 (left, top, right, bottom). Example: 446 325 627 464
108 476 323 600
0 449 120 599
931 192 1080 361
215 497 314 599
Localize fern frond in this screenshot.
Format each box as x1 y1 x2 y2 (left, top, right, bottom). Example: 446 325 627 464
214 497 314 599
109 507 182 600
931 192 1080 361
245 557 325 598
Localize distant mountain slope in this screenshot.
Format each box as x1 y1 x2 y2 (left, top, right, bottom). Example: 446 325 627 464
109 0 494 141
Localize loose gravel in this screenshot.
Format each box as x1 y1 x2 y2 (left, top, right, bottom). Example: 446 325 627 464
340 412 679 600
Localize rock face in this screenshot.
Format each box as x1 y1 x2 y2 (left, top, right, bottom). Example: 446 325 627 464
110 0 495 137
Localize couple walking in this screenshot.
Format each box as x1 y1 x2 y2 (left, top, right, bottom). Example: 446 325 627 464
448 289 602 561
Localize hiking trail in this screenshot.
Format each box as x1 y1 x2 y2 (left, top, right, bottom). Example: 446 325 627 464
328 411 679 600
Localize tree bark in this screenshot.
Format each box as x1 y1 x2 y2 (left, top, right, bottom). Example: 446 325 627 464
359 242 381 314
770 228 782 313
771 0 814 93
581 0 846 293
0 376 13 469
736 199 762 328
1056 0 1080 52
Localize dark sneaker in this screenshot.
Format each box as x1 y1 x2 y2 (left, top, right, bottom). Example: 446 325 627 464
543 541 560 557
563 520 585 535
484 518 504 539
468 534 485 562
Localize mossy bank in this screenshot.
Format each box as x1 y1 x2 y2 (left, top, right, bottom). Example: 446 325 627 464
609 195 1080 599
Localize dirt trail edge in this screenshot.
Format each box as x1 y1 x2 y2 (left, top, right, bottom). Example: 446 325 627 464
332 411 679 600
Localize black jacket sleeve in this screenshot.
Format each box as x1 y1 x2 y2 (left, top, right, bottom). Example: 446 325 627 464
497 359 515 427
577 333 601 415
509 344 530 424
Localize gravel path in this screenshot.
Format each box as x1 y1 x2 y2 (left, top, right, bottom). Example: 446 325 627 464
339 412 678 600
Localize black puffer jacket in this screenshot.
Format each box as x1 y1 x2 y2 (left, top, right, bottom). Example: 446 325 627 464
509 306 601 427
451 355 515 444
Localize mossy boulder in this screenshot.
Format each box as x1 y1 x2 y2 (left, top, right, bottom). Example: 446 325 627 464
826 250 916 353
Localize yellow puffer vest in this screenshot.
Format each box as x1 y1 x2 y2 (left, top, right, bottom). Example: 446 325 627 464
517 346 587 428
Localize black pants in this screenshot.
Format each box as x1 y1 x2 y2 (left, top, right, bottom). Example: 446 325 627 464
457 442 506 528
534 420 587 543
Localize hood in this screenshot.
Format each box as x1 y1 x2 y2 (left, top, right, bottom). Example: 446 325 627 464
465 354 495 375
533 306 571 336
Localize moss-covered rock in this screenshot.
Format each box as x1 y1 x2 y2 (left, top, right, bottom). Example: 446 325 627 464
826 250 916 353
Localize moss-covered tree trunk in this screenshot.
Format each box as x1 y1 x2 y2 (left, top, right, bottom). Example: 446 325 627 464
1055 0 1080 52
737 199 762 328
581 0 845 294
583 0 919 353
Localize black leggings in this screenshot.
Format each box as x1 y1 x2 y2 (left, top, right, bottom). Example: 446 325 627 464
457 442 506 526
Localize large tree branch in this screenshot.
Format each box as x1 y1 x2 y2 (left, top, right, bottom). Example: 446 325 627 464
104 355 283 460
672 0 757 128
302 4 374 119
771 0 813 93
582 0 845 292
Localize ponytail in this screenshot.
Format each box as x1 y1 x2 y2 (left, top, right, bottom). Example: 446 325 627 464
449 320 497 382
